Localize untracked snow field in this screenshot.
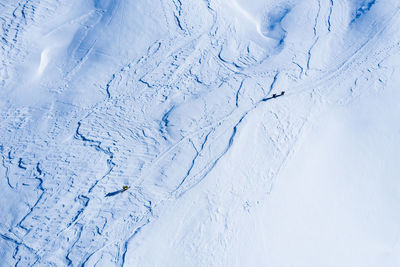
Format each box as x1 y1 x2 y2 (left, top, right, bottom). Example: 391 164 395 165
1 0 400 266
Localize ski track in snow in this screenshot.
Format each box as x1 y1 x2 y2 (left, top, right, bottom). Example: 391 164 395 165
1 0 400 266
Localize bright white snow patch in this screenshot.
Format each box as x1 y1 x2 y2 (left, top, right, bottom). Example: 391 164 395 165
37 48 50 75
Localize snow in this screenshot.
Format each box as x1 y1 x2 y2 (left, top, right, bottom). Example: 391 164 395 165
1 0 400 266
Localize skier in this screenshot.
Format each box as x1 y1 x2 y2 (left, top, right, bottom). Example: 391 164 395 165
122 185 129 191
261 91 285 102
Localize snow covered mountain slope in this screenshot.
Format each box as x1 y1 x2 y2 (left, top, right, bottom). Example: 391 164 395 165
124 51 400 267
0 0 399 266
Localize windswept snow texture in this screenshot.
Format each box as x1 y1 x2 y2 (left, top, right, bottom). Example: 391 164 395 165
1 0 400 266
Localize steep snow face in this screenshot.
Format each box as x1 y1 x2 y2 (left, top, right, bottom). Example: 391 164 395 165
125 53 400 267
1 0 400 266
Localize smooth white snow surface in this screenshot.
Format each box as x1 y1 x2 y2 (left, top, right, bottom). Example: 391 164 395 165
1 0 400 266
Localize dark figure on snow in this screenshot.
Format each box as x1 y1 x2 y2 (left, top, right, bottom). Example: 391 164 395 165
272 91 284 98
